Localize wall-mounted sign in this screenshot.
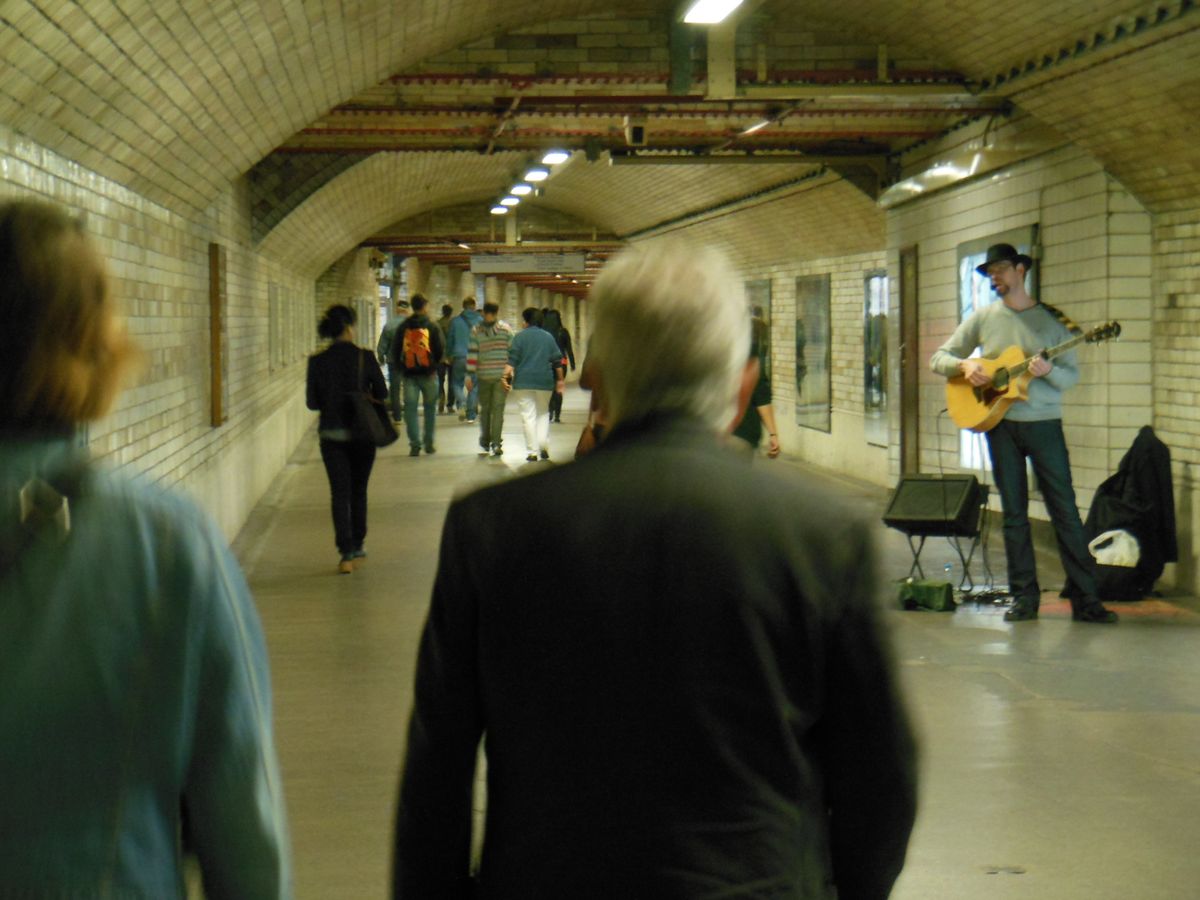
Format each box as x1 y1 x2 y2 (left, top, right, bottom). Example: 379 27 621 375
470 253 586 274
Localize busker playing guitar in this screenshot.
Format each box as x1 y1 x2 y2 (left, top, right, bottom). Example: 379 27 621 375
930 243 1118 624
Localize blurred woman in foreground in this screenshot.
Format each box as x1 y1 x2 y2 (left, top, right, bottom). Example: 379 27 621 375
0 200 291 898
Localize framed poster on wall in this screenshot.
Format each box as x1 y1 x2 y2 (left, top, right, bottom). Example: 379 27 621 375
863 269 888 447
795 274 831 432
208 243 229 427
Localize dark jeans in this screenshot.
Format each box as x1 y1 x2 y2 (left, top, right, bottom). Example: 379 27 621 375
477 378 507 449
319 439 376 554
386 365 403 419
437 362 451 411
985 418 1098 606
404 373 438 449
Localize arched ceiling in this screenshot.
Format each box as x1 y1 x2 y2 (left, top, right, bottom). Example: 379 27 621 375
258 151 528 278
4 0 1199 282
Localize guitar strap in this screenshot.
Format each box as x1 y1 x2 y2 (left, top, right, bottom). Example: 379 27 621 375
1037 300 1082 336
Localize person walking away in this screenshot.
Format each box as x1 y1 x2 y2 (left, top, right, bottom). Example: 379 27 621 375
930 243 1118 624
506 307 564 462
465 301 514 457
392 294 445 457
0 199 291 897
377 296 409 420
308 303 387 573
435 302 454 414
392 241 916 899
732 325 781 458
542 307 576 423
446 297 483 422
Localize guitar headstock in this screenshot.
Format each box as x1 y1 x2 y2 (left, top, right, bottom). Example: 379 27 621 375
1085 321 1121 343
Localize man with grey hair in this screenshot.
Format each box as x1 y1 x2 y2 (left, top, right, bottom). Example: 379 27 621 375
393 242 917 899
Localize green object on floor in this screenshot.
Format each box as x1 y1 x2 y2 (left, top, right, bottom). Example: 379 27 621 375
898 579 956 612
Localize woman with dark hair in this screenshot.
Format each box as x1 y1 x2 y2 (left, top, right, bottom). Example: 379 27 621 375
306 303 387 574
0 199 291 897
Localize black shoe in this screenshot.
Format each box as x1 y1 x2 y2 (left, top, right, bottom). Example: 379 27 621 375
492 446 503 457
1073 603 1119 624
409 446 420 457
539 449 550 461
526 453 538 462
1004 598 1039 622
424 445 436 455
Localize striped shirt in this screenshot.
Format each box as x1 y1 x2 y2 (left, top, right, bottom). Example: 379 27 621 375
467 320 514 381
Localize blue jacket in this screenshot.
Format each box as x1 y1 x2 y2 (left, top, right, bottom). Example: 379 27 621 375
446 309 483 359
508 325 564 391
0 434 291 898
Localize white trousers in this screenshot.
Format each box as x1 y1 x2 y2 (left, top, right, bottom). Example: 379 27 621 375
514 389 551 455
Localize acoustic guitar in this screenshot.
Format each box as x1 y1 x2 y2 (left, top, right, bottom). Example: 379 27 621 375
945 321 1122 433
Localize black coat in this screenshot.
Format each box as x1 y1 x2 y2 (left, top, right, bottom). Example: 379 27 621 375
1083 425 1176 598
305 341 387 433
393 414 917 900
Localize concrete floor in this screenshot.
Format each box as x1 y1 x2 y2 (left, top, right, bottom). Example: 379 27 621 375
232 387 1200 899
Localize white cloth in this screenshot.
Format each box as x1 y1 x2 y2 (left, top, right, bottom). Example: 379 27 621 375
1087 529 1140 568
514 389 551 455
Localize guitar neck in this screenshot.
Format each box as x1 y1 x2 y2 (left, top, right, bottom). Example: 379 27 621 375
1011 332 1086 375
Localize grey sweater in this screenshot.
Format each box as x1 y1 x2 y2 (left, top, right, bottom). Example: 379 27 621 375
930 301 1079 422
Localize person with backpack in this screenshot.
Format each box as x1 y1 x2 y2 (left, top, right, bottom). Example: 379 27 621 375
392 293 445 457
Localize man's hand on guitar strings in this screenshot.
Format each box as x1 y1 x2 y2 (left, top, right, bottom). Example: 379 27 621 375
959 358 992 387
1028 355 1053 378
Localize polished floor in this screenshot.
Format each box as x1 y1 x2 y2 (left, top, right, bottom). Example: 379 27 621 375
232 388 1200 899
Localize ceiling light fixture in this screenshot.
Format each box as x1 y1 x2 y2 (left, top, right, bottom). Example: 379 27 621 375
523 166 550 182
682 0 744 24
541 149 570 165
740 119 772 136
457 242 472 250
490 206 509 215
510 183 533 196
500 196 520 207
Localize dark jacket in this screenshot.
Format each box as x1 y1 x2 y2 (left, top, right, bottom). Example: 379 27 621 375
393 414 917 900
391 313 446 376
1076 425 1176 599
306 341 387 433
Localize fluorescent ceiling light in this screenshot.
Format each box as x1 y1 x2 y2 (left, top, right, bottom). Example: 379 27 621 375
500 196 520 207
683 0 744 24
457 242 471 250
542 149 570 165
510 183 533 196
524 167 550 182
490 206 509 215
740 119 772 136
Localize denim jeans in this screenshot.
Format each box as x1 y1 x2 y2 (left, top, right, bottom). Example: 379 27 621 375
477 379 508 449
319 439 376 553
450 358 468 415
985 418 1098 605
386 365 403 419
404 373 439 450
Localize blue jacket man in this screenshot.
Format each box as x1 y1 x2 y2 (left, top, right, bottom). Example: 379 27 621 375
446 298 483 421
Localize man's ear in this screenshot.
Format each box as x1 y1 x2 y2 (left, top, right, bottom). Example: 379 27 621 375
728 357 760 433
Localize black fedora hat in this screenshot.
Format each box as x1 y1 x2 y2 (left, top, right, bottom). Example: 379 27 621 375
975 243 1033 275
